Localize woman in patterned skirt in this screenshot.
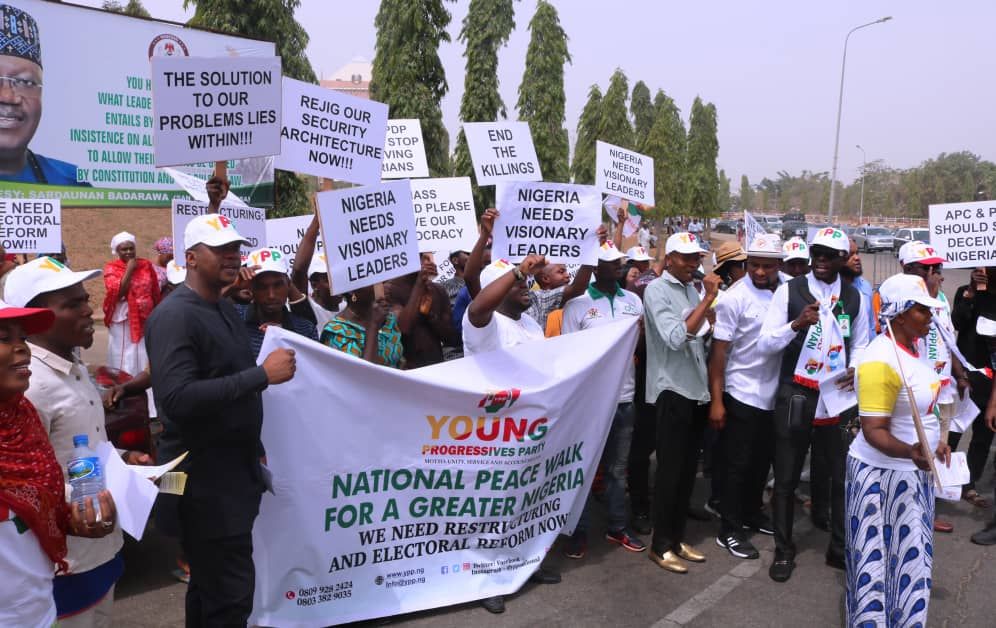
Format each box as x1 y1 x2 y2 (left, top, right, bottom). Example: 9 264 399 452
320 285 403 368
846 273 952 626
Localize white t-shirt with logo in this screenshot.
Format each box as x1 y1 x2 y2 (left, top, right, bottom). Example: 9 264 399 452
0 514 57 627
562 286 643 402
462 310 545 356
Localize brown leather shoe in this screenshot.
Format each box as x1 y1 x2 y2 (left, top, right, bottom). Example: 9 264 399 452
676 542 706 563
933 518 954 533
648 549 688 573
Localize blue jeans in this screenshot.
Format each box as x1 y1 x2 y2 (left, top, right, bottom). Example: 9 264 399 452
577 402 635 534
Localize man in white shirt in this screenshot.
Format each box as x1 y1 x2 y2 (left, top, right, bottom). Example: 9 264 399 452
561 242 646 559
462 253 561 614
709 234 784 560
5 257 150 627
758 228 870 583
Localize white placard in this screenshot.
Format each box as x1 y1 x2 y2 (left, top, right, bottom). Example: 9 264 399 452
151 56 282 167
317 180 420 293
595 141 654 206
462 121 542 185
266 215 324 269
171 199 267 264
0 199 61 254
410 177 477 254
275 77 389 185
928 201 996 269
494 181 601 264
382 119 429 179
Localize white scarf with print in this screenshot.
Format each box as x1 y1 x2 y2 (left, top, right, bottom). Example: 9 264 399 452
792 274 847 418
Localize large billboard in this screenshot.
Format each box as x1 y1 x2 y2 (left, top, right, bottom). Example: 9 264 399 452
0 0 276 206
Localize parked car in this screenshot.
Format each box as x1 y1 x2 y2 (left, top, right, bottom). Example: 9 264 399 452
781 220 807 240
892 227 930 254
852 226 895 253
758 216 783 233
714 220 739 234
782 211 806 223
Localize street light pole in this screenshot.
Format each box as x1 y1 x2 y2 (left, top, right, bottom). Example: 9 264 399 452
827 16 892 223
856 144 866 225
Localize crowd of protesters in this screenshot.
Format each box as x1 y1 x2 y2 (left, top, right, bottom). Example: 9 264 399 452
1 176 995 627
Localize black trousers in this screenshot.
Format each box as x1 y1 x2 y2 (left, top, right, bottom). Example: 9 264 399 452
719 393 774 536
628 397 657 515
651 390 707 554
772 385 847 561
948 371 996 491
182 533 255 627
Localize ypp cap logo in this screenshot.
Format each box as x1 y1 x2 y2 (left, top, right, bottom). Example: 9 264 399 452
818 227 842 238
478 388 521 413
250 249 282 265
206 215 233 231
38 257 67 272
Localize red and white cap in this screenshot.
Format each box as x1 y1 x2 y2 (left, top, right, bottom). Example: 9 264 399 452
625 246 652 262
0 299 55 335
664 232 707 255
898 241 946 266
244 247 288 275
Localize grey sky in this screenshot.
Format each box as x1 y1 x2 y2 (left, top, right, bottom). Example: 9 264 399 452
79 0 996 187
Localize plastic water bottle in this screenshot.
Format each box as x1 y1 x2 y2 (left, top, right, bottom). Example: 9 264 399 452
67 434 104 520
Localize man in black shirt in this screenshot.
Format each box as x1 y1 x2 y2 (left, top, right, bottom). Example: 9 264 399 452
146 213 296 627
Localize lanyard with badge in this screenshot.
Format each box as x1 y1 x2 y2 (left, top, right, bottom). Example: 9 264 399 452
834 297 851 339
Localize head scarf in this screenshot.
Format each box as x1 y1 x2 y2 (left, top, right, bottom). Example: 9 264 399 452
0 395 69 572
152 237 173 256
878 298 917 326
110 231 135 255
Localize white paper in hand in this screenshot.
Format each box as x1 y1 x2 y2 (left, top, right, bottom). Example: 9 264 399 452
950 396 980 434
934 451 970 488
96 442 158 541
817 370 857 418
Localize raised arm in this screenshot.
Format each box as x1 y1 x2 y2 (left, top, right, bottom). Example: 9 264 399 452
291 212 321 296
465 208 497 298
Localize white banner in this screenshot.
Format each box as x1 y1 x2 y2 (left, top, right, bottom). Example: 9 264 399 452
928 200 996 268
266 215 324 270
250 319 638 626
462 122 542 186
171 199 266 264
275 77 389 185
0 199 61 254
743 210 764 246
317 180 420 293
151 56 282 167
382 119 429 179
494 182 601 264
0 0 276 197
595 141 654 206
411 177 477 254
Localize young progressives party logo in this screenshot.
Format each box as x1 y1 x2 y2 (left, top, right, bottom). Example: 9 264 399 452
478 388 521 413
148 33 189 59
38 257 67 272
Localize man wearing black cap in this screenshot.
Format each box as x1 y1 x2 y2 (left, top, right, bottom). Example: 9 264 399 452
0 4 86 185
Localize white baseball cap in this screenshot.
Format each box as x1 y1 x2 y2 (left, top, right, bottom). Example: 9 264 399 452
599 241 626 262
809 227 850 253
783 237 809 261
165 260 186 285
625 246 652 262
898 241 946 266
3 257 102 308
184 214 249 251
308 252 328 278
746 233 785 259
664 232 707 255
479 259 516 289
878 273 945 319
244 247 288 275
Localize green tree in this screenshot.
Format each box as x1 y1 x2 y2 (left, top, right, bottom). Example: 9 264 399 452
718 169 730 211
184 0 316 216
639 90 685 219
371 0 454 178
596 69 633 149
102 0 150 17
685 97 719 218
739 174 753 210
516 0 571 182
452 0 516 212
570 84 602 184
630 80 654 149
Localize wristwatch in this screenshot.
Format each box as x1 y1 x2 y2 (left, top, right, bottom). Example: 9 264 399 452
512 267 526 281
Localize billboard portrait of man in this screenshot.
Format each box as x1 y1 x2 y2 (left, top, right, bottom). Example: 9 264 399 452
0 4 87 186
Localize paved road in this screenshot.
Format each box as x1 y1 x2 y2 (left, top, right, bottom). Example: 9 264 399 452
106 246 991 627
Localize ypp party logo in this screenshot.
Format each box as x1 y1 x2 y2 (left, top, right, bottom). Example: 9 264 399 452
478 388 521 413
818 227 842 238
680 233 697 243
206 215 233 231
38 257 67 272
249 249 282 266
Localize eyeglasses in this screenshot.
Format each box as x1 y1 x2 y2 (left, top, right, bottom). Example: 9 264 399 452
0 76 42 95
